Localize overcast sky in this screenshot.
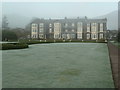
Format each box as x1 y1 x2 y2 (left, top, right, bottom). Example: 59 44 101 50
2 2 118 18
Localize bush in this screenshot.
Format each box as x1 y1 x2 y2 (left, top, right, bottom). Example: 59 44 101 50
1 43 29 50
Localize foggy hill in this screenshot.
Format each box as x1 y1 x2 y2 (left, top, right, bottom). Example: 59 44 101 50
5 14 31 29
5 10 118 30
94 10 118 30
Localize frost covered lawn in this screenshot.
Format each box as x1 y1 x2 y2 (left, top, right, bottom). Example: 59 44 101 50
2 43 114 88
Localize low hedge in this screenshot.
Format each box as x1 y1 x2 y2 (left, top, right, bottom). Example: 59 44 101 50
19 39 106 45
1 43 29 50
0 40 106 50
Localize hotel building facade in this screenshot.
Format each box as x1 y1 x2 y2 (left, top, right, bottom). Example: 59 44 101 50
31 17 107 40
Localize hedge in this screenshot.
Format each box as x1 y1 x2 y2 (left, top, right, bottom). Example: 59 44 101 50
19 39 106 45
1 43 29 50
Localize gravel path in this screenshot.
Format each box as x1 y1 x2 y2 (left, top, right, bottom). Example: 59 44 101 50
108 42 120 89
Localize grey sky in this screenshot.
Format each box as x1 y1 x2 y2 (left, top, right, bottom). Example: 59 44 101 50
2 2 118 18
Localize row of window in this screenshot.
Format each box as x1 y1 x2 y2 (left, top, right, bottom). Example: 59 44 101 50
32 34 44 38
77 33 103 39
47 23 76 27
87 28 103 32
53 33 103 39
32 23 44 27
32 28 44 33
64 23 75 27
32 29 103 33
32 33 103 39
62 34 76 39
54 34 61 39
32 23 103 27
54 34 76 39
32 29 37 32
32 34 37 38
32 24 38 27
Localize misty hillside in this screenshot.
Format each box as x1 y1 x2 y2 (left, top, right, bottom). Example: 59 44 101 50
6 10 118 30
5 14 31 29
94 10 118 30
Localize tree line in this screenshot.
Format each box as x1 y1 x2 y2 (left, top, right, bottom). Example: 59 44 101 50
1 16 30 41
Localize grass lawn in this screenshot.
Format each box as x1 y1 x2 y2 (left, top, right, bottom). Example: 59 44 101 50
2 43 114 88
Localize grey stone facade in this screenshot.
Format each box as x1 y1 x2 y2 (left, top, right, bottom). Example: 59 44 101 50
31 17 107 40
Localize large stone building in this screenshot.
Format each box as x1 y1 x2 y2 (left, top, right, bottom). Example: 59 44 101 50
31 17 107 40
